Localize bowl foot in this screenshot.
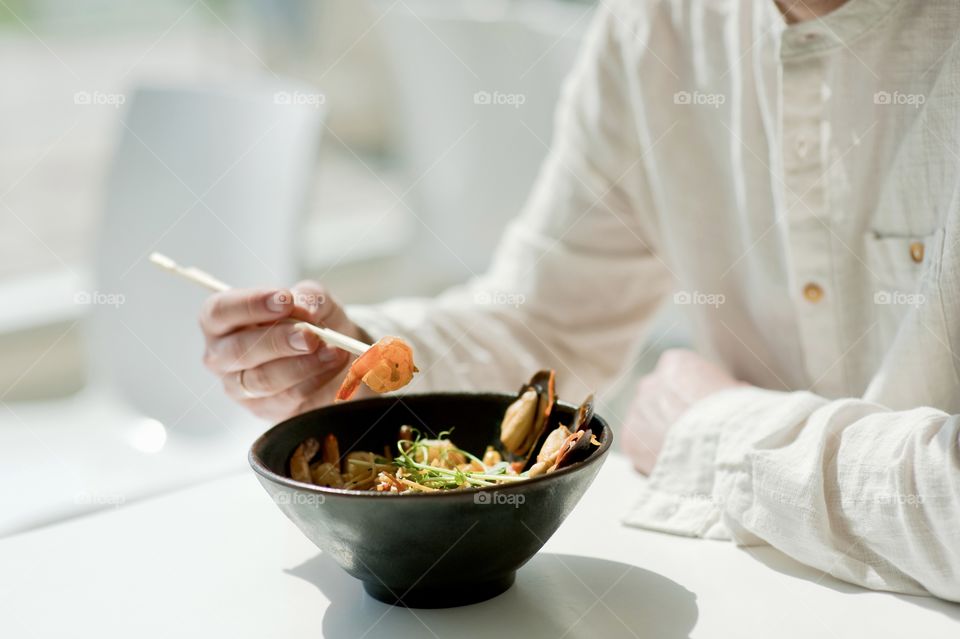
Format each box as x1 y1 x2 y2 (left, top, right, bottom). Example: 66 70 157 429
362 572 516 608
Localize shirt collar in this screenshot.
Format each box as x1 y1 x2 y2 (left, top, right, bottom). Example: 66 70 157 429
768 0 902 59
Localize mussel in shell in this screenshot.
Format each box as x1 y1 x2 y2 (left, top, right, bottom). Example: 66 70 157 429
498 370 556 463
528 394 597 476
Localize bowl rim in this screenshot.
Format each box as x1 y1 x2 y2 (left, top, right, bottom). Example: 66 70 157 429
248 391 614 499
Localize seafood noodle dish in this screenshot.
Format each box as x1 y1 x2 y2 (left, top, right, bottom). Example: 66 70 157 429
289 370 600 492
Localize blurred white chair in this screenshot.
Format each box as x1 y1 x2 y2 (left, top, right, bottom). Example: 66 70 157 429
377 0 587 279
0 82 323 536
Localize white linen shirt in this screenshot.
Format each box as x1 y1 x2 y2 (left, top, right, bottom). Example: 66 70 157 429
350 0 960 601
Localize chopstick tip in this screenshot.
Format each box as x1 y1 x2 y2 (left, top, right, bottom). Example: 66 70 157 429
149 252 176 269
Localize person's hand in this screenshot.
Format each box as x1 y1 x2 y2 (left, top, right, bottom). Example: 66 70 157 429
622 349 741 475
199 281 368 421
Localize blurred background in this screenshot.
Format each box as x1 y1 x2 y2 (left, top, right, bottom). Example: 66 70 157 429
0 0 685 535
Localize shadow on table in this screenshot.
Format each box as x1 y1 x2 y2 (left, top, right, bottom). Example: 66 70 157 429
744 546 960 621
287 552 698 639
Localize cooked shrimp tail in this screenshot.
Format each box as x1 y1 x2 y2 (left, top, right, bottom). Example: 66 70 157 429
335 368 364 402
335 336 417 401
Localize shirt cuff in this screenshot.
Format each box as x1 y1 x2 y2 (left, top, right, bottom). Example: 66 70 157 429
622 385 822 541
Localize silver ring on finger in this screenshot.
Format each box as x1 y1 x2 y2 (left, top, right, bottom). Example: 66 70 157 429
237 369 265 399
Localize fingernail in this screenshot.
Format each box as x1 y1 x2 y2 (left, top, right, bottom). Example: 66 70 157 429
267 291 290 313
317 347 340 364
288 330 310 352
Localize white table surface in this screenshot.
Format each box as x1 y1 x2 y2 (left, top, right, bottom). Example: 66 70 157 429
1 453 957 639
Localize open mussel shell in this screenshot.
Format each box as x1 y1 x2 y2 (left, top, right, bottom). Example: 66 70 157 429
552 430 594 470
525 369 556 454
573 394 594 432
553 394 596 471
498 369 557 470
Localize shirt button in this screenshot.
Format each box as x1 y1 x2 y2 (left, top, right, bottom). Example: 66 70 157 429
803 282 824 303
909 241 924 263
795 136 809 158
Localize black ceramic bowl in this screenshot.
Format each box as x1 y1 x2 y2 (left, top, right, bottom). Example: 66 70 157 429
249 392 612 608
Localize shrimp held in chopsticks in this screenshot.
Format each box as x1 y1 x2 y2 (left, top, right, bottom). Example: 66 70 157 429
335 336 418 401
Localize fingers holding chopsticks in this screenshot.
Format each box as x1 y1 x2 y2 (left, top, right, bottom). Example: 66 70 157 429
154 252 377 420
198 280 363 420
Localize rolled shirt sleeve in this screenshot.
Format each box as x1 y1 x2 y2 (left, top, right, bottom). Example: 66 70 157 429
625 386 960 601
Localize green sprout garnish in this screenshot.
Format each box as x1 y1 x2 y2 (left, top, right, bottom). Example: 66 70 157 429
390 427 527 490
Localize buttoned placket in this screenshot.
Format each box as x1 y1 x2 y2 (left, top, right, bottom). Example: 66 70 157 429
779 30 845 394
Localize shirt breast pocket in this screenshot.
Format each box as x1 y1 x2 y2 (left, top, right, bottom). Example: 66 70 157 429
863 228 944 349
